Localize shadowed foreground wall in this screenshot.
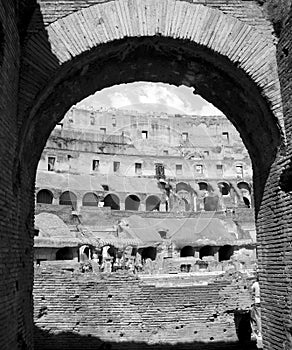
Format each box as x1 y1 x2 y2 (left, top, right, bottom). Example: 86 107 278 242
34 264 254 350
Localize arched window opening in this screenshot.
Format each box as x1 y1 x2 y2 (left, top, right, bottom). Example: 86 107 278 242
180 246 194 257
82 192 99 207
59 191 77 210
237 182 251 193
176 182 190 192
243 196 250 208
198 182 209 192
238 182 251 208
125 195 140 211
80 245 91 261
199 245 215 259
56 247 74 260
103 194 120 210
218 182 230 196
146 195 160 211
141 247 157 261
219 245 234 262
36 189 53 204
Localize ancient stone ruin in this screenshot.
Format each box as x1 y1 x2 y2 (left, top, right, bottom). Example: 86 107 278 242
0 1 292 349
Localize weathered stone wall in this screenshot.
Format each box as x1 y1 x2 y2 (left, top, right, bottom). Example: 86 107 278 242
39 108 252 182
34 264 254 349
259 0 292 36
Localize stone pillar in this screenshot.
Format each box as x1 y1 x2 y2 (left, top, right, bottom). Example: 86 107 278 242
139 203 146 211
52 196 59 205
76 197 83 211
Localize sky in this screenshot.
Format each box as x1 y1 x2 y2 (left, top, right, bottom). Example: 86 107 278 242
76 82 224 116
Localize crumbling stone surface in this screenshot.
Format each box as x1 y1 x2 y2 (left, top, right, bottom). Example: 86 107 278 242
34 264 254 349
256 0 292 35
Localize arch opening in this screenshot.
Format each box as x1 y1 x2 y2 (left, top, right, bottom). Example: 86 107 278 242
176 182 191 193
243 197 251 208
198 182 209 192
237 182 251 193
56 247 74 260
146 195 160 211
82 192 99 207
219 245 234 262
1 2 288 349
141 247 157 262
125 195 140 211
23 34 283 216
200 246 215 260
59 191 77 210
36 189 53 204
238 182 252 208
103 194 120 210
180 246 195 257
218 182 230 196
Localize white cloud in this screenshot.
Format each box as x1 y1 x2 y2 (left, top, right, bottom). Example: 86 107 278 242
109 92 132 108
75 82 224 116
138 83 193 114
197 104 224 116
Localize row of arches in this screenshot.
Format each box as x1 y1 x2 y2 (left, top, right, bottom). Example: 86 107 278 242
54 245 234 263
177 181 251 195
180 245 234 262
119 245 234 263
177 181 252 208
36 190 161 211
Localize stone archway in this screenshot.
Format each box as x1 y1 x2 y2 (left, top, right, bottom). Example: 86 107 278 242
82 192 99 207
2 1 291 349
19 2 283 189
125 195 140 211
103 193 120 210
59 191 77 210
36 189 53 204
146 195 161 211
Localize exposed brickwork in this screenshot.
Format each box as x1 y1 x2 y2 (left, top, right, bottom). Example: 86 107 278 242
33 0 274 38
0 1 292 349
18 1 283 216
0 2 34 350
258 0 292 36
271 7 292 350
20 0 281 142
34 264 254 349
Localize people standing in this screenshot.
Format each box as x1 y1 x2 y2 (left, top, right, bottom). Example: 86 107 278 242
250 274 262 349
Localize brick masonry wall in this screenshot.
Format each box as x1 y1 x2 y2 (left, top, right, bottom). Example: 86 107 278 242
34 264 254 349
0 1 290 349
273 7 292 350
0 2 34 350
34 0 273 38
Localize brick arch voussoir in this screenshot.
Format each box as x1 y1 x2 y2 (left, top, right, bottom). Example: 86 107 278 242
20 0 283 130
